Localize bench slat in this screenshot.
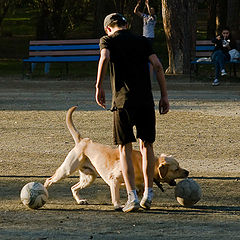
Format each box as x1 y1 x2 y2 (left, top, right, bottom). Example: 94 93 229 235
191 60 212 64
29 50 100 56
196 52 212 57
196 40 214 45
30 39 99 45
29 44 99 51
23 56 100 62
196 46 215 51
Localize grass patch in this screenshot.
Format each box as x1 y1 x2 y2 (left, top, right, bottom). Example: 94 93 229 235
0 60 22 77
28 62 98 79
0 36 30 59
0 60 98 78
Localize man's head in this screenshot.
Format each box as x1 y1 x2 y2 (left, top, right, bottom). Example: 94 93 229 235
104 13 127 35
150 7 155 15
221 27 230 38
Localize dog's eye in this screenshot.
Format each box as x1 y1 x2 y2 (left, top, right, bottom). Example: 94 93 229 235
174 168 179 172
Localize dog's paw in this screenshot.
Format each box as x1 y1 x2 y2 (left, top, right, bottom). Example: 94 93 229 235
44 179 51 188
76 199 88 205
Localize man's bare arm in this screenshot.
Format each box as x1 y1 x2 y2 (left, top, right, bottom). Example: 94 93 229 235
95 48 110 108
149 54 169 114
134 0 143 17
145 0 151 16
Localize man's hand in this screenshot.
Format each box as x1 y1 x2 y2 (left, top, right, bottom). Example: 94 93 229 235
159 96 169 115
95 86 106 109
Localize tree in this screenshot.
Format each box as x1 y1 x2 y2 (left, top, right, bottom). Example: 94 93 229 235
227 0 240 39
206 0 240 39
29 0 92 39
93 0 114 38
93 0 143 38
216 0 227 34
0 0 23 33
207 0 217 39
161 0 198 74
0 1 10 31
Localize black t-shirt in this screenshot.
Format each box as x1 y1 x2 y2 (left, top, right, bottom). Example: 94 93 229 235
99 29 155 109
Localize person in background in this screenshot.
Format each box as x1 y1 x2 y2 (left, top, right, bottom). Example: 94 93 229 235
95 13 169 213
134 0 156 43
134 0 157 80
211 27 236 86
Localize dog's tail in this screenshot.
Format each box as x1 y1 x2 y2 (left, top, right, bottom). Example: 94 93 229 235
66 106 82 144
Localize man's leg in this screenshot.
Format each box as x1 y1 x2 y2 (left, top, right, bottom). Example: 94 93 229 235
149 63 154 81
212 51 221 79
217 51 227 73
119 143 135 192
139 139 155 209
119 143 140 212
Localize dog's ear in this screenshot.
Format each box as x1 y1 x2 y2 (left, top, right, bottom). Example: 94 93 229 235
159 164 169 179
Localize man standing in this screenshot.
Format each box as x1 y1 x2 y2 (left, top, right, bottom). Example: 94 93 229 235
134 0 157 44
134 0 157 79
95 13 169 212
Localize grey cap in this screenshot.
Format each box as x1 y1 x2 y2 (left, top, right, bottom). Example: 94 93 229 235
103 13 127 28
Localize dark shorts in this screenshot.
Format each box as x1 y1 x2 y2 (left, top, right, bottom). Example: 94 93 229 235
113 106 156 145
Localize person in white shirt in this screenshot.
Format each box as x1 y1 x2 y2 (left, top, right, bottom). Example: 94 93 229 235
134 0 157 44
134 0 157 80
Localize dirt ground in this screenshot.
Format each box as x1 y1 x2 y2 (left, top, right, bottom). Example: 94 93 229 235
0 76 239 240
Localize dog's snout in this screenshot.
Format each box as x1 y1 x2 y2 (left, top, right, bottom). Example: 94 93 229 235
185 170 189 177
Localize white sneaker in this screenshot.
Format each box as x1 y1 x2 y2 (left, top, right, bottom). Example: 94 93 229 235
140 198 152 210
221 69 227 76
212 79 220 86
122 200 140 213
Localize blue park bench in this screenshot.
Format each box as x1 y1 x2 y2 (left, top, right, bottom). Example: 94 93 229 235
23 39 100 76
190 40 240 77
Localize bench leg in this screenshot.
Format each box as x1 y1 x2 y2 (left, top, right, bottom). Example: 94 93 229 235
66 63 69 76
228 64 232 77
193 64 199 75
190 64 194 79
22 62 26 79
228 63 237 77
44 63 51 74
233 64 237 77
22 62 32 79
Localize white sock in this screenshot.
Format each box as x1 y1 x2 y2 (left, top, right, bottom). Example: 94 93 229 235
128 190 138 202
143 187 153 200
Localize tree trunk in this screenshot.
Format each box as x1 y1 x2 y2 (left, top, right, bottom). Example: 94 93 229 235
227 0 240 39
216 0 227 34
93 0 114 38
0 1 9 32
207 0 217 39
161 0 198 74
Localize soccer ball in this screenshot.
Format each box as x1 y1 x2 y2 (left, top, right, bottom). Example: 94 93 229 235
20 182 48 209
174 178 202 207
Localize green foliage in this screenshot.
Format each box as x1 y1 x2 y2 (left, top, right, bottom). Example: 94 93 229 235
26 0 94 39
0 0 211 77
0 60 22 76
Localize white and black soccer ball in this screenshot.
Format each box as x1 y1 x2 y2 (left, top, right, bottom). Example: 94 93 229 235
174 178 202 207
20 182 48 209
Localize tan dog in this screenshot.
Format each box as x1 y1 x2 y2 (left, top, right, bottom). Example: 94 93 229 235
44 106 189 210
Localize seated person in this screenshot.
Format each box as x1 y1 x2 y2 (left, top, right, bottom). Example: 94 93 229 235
211 27 236 86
